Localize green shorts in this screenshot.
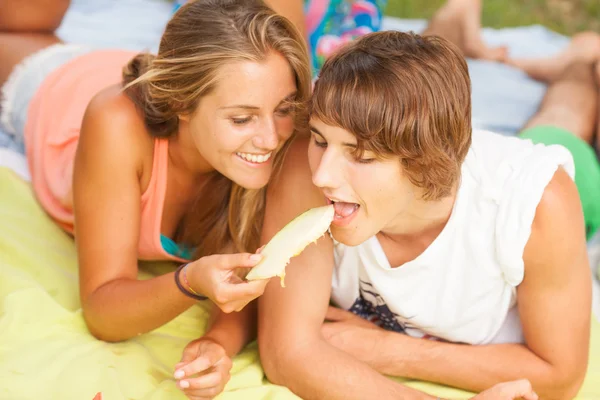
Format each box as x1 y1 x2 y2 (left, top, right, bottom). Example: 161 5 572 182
520 125 600 240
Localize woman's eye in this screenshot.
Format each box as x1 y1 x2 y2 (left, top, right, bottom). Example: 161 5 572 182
276 107 294 116
232 117 252 125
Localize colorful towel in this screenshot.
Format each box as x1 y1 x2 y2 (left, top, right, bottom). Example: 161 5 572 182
305 0 387 74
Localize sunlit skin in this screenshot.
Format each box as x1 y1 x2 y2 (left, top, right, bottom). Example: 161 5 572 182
257 118 589 400
308 118 455 255
173 51 298 190
68 50 303 396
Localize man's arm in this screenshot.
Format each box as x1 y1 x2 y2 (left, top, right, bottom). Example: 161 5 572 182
323 169 591 400
257 138 434 400
0 0 70 32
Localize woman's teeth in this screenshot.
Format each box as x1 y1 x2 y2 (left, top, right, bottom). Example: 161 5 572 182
236 152 272 164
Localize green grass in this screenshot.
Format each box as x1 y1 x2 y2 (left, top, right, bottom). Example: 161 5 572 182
385 0 600 36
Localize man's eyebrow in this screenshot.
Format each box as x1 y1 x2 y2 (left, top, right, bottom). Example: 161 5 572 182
309 125 324 137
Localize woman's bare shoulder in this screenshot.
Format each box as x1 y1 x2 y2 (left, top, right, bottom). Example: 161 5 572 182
78 84 155 185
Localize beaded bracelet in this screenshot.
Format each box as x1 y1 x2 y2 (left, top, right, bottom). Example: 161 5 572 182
174 263 207 301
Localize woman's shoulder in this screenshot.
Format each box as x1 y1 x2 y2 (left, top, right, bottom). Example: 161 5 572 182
86 85 147 133
79 84 155 185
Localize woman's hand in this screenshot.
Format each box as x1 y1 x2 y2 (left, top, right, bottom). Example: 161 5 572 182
186 252 268 313
174 338 232 400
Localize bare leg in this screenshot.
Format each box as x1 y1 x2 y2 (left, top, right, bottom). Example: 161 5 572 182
0 0 70 32
422 0 507 62
0 33 62 88
508 32 600 82
522 61 598 145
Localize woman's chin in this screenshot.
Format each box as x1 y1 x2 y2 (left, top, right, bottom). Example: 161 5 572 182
232 174 270 190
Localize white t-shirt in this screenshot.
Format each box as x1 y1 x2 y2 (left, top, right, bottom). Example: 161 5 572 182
331 129 574 345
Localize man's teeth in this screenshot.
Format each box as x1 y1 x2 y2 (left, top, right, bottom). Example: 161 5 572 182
236 152 272 163
329 198 357 205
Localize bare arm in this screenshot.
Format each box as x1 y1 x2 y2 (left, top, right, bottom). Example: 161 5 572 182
76 91 268 342
328 169 591 399
258 138 434 400
204 303 257 357
74 92 197 342
0 0 70 32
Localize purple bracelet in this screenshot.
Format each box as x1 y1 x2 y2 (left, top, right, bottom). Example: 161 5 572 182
174 264 207 301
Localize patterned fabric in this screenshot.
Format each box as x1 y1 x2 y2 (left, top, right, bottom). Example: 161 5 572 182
305 0 387 74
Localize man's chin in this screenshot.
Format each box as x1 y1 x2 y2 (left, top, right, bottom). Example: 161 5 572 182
330 225 371 247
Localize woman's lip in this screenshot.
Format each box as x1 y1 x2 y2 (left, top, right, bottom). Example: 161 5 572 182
235 151 273 164
234 153 273 168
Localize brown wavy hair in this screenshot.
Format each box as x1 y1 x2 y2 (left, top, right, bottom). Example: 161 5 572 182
122 0 311 257
311 31 472 200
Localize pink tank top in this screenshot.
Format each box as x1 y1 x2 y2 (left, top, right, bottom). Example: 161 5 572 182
24 50 187 262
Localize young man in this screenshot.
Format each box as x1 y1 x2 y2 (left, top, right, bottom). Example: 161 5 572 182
257 27 593 400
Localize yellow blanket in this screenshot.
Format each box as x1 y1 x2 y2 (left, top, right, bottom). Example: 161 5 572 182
1 167 598 400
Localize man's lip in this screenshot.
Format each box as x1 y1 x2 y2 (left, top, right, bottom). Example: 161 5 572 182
324 196 357 205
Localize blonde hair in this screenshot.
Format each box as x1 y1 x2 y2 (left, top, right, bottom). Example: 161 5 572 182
122 0 311 256
312 31 472 200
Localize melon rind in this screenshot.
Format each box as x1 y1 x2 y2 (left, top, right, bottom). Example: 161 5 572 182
246 205 334 286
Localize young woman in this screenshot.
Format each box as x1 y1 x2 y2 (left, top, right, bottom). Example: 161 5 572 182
253 31 591 399
0 0 310 397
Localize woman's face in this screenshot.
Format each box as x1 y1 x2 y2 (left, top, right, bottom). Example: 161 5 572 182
181 51 298 189
308 117 418 246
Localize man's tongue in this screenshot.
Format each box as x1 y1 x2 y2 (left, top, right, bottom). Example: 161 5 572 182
333 202 358 218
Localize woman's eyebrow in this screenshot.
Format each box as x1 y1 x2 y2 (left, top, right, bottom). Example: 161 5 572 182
219 104 260 110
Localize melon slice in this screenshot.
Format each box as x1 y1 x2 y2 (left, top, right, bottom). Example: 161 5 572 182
246 204 334 287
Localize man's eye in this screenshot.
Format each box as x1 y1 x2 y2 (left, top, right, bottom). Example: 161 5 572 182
313 138 327 148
